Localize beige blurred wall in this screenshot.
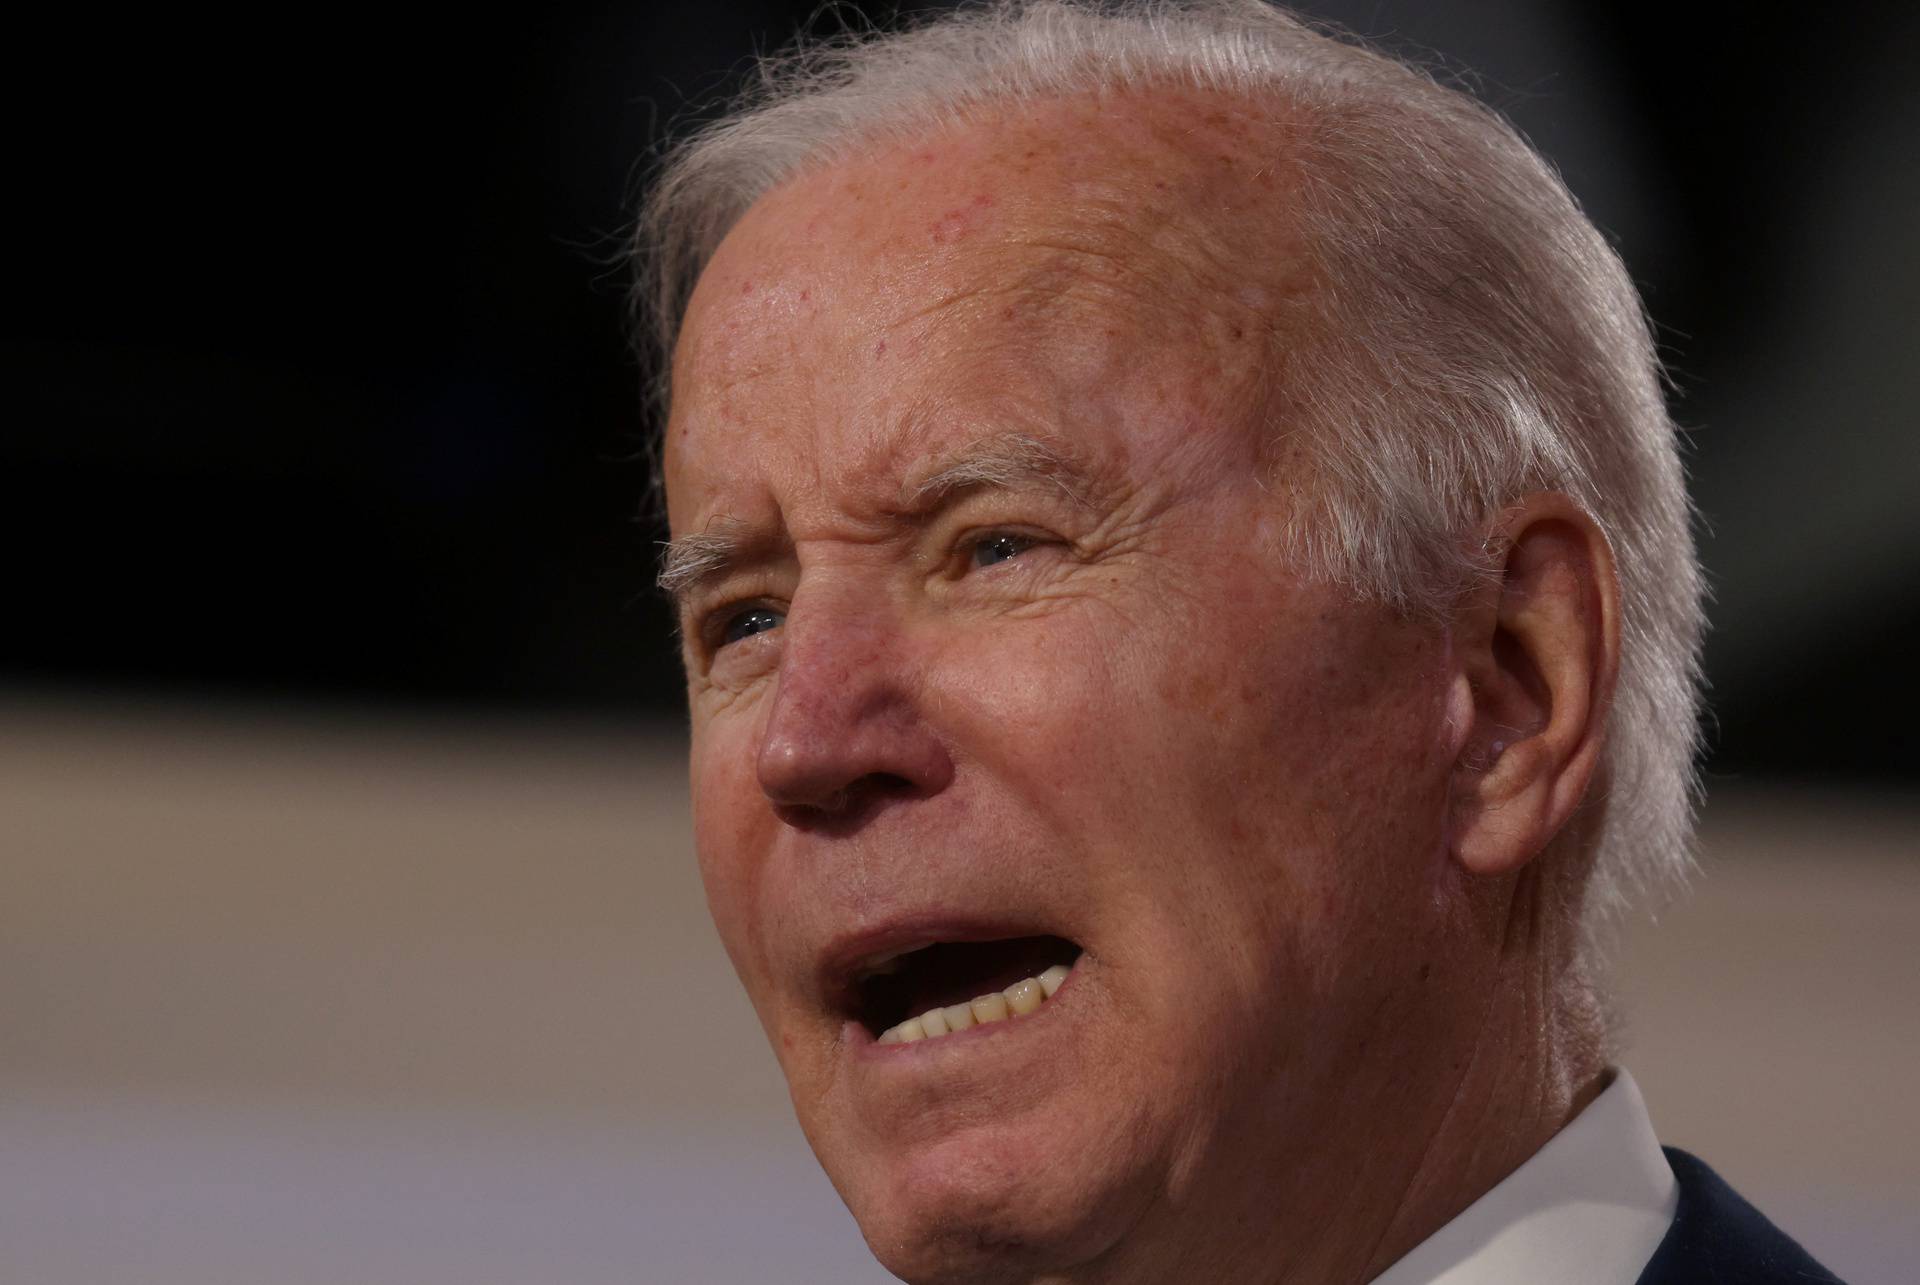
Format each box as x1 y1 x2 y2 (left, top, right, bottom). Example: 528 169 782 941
2 695 1914 1283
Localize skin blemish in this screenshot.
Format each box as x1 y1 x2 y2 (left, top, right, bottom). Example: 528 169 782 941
874 339 887 359
928 195 999 246
931 208 975 244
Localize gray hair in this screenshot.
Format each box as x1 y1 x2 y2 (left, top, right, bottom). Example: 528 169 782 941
633 0 1705 959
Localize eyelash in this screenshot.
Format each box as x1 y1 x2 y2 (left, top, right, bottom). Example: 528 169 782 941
702 529 1051 653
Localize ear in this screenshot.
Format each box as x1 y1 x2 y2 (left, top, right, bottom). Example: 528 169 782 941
1449 493 1621 877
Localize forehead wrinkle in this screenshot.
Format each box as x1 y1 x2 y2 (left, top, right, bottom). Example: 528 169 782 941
907 190 1294 368
1013 205 1300 339
880 234 1224 388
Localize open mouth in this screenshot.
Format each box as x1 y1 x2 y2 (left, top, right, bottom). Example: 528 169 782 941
854 935 1082 1045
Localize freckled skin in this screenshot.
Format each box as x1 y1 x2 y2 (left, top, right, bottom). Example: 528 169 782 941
667 91 1540 1285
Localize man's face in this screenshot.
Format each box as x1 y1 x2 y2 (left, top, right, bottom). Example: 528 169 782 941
665 97 1478 1280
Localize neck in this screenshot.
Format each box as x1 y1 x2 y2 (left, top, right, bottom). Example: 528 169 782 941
1356 987 1609 1282
1169 872 1605 1285
1353 868 1610 1284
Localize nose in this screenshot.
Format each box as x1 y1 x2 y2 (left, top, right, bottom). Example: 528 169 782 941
754 602 955 822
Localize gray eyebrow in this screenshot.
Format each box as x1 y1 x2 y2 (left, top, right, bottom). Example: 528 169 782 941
658 433 1094 609
907 432 1092 508
657 522 748 603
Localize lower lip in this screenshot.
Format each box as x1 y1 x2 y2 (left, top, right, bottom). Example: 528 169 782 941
850 958 1082 1061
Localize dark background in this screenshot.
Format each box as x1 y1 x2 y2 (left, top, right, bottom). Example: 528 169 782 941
9 1 1917 783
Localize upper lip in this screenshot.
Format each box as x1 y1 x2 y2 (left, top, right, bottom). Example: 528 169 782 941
815 912 1069 1014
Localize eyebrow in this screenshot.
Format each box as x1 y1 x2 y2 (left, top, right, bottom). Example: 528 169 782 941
905 432 1093 509
656 431 1096 609
656 519 751 602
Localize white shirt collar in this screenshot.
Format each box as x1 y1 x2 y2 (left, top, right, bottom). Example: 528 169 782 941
1369 1070 1677 1285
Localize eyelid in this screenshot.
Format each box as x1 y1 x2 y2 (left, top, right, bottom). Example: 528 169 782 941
689 520 1067 645
949 524 1065 574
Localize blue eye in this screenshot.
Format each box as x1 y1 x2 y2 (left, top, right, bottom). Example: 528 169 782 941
721 606 784 646
971 533 1036 568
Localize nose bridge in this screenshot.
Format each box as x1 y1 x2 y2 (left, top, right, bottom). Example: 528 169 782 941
755 574 952 812
773 579 895 729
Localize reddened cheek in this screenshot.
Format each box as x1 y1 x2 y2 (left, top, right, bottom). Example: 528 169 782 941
691 730 781 964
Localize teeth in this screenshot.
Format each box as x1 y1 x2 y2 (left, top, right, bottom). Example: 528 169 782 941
971 992 1010 1024
876 962 1073 1047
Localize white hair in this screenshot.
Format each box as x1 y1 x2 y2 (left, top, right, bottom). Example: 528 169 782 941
633 0 1705 960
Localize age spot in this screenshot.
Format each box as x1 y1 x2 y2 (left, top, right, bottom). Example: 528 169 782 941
930 208 973 244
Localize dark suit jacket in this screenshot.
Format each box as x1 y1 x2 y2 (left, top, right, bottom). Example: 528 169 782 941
1635 1148 1844 1284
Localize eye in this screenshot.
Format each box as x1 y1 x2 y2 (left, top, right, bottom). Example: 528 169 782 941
970 532 1038 569
719 605 784 646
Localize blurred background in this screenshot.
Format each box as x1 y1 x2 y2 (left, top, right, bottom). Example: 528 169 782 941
4 2 1915 1282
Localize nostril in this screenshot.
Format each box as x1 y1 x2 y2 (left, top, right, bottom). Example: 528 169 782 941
774 770 926 832
821 771 917 814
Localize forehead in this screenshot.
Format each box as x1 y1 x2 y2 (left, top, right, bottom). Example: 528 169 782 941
663 89 1310 526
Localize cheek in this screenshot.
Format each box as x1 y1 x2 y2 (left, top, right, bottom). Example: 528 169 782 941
924 590 1275 953
1223 621 1458 999
944 579 1452 981
689 719 779 993
929 603 1163 811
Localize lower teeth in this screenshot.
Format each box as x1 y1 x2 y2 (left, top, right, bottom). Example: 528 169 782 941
876 963 1071 1045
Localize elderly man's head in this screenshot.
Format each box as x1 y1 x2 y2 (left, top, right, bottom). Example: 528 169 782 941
642 2 1702 1281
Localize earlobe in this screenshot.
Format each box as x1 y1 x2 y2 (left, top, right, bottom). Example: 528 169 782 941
1448 494 1620 878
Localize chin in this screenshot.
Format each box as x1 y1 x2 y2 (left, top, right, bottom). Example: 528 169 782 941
802 1091 1144 1275
836 1120 1149 1285
783 953 1208 1283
